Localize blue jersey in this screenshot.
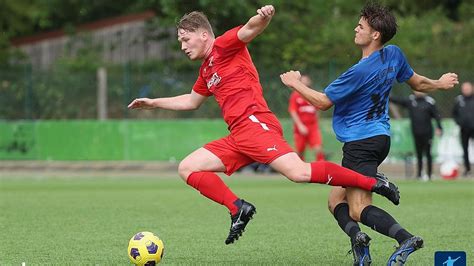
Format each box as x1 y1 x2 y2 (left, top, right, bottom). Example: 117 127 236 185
324 45 414 143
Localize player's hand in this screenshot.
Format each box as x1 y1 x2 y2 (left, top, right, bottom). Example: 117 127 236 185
438 73 459 90
435 128 443 136
280 70 302 89
257 5 275 19
298 124 308 136
127 98 156 109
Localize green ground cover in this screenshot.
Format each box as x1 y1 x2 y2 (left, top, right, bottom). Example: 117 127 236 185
1 176 472 265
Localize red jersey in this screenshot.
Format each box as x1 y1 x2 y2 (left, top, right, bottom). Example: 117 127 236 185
192 26 272 129
288 91 319 125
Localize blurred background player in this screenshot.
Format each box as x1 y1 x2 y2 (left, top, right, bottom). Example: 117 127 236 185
128 5 400 247
288 75 325 162
452 81 474 177
280 2 458 265
390 91 443 181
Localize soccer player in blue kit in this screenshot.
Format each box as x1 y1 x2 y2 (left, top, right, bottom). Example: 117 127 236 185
280 2 458 265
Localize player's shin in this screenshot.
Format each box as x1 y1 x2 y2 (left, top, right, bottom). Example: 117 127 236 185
309 161 376 190
360 205 413 244
333 203 361 242
186 172 240 215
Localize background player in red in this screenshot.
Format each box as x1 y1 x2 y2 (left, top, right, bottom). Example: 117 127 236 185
128 5 399 246
288 75 325 161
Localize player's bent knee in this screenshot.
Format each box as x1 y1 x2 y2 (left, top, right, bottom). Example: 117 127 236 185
327 201 333 213
177 160 193 181
285 170 310 183
328 199 340 214
349 207 363 222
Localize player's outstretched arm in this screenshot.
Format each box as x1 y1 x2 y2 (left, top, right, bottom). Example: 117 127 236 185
406 72 459 92
280 70 334 111
127 90 207 111
237 5 275 43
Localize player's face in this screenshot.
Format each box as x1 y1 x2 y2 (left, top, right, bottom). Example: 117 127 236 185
300 76 312 87
177 28 206 60
354 18 375 47
461 82 473 96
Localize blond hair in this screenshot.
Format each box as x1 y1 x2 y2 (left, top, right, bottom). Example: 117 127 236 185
177 11 214 37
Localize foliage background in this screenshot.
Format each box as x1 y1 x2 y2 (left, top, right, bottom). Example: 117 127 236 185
0 0 473 120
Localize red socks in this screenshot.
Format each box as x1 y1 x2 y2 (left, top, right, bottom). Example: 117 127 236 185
310 161 376 191
186 172 239 215
185 163 376 214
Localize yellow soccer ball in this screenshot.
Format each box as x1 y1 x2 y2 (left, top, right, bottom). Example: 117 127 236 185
128 231 164 265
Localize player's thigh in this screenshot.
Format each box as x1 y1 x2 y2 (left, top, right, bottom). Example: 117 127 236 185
413 135 425 153
178 147 226 180
293 132 306 153
346 187 372 221
308 124 322 148
203 136 254 176
425 137 433 154
342 135 390 176
328 187 347 213
270 152 310 183
341 136 387 220
234 113 293 165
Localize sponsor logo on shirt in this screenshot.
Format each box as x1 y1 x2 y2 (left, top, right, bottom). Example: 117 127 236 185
207 72 222 89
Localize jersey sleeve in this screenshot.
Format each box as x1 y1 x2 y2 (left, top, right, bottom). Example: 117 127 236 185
192 74 212 97
288 92 298 112
324 66 365 105
393 46 414 83
214 26 246 54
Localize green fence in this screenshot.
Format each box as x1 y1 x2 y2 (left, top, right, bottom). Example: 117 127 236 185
0 119 459 162
1 64 472 121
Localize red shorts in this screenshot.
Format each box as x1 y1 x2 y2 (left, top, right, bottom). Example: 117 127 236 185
293 123 322 153
204 112 294 175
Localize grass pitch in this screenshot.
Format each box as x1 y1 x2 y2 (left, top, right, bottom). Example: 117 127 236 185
1 175 473 265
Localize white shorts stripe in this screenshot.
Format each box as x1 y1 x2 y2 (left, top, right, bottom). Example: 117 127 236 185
248 115 269 131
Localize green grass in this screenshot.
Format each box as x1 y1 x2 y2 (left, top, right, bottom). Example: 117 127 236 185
1 176 473 265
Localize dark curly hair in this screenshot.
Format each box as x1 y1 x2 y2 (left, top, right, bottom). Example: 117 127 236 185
360 2 397 44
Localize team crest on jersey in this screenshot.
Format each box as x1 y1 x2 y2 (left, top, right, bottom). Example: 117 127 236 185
207 72 222 89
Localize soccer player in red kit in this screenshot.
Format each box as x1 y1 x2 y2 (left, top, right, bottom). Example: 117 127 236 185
128 5 399 245
288 75 325 161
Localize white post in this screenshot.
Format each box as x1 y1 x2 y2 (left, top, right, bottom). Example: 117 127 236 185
97 67 108 120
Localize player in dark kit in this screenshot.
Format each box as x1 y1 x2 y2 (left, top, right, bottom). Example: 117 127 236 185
281 3 458 265
128 5 400 246
391 91 443 180
453 81 474 176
